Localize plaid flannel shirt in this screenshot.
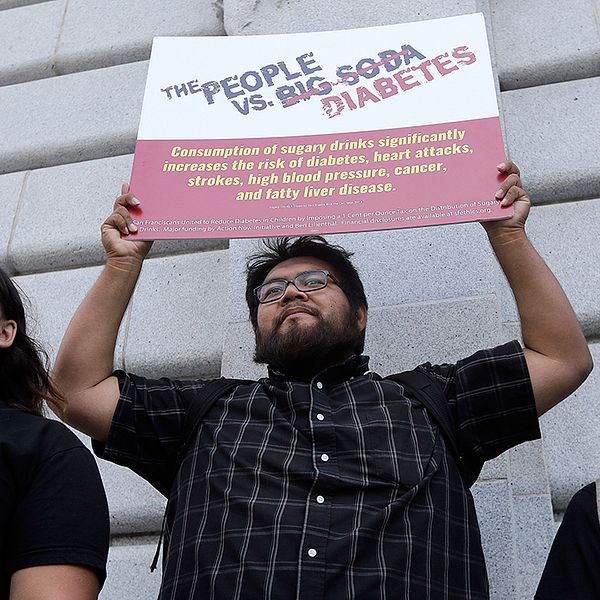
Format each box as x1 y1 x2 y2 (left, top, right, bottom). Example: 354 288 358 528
95 340 539 600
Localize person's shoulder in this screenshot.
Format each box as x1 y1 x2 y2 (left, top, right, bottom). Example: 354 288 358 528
559 482 600 534
40 415 86 447
0 407 92 489
567 482 597 513
0 404 48 436
1 405 86 454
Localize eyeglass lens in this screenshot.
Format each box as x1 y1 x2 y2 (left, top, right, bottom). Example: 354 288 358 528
257 270 329 303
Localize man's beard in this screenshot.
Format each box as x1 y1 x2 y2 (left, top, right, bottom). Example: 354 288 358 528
254 304 365 378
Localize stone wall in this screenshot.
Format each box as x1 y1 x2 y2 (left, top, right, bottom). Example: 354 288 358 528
1 1 598 598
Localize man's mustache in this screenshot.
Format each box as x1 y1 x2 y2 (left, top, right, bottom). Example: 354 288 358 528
274 304 320 329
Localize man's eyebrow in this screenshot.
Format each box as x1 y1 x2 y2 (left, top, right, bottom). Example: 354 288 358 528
260 275 287 285
261 270 312 285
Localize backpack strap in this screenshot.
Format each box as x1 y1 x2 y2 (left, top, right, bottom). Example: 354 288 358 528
150 377 253 572
178 377 254 464
385 369 480 487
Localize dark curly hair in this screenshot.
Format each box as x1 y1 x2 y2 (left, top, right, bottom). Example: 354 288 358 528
245 236 368 330
0 266 63 416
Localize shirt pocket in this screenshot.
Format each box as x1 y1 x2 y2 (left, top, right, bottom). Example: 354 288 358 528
365 396 437 488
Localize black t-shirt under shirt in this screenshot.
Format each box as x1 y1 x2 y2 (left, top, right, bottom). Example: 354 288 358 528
536 483 600 600
0 403 109 598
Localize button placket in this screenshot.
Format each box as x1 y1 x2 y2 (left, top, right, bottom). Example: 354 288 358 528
311 378 332 468
298 378 335 600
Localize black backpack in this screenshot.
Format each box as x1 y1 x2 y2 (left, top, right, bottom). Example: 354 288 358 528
150 368 481 571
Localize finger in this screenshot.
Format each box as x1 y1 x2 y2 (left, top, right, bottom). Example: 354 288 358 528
500 185 529 207
121 182 130 196
113 192 141 211
496 160 520 177
104 213 130 236
494 173 521 199
114 205 138 233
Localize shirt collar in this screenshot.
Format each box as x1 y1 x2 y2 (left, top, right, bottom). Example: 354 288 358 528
267 355 371 384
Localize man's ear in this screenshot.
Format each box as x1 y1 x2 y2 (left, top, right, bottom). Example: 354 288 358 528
0 319 17 349
357 306 368 331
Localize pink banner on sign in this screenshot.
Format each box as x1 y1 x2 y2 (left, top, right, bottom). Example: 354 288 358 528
129 116 510 239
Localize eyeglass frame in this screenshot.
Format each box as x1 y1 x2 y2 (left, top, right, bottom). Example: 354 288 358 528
254 269 340 304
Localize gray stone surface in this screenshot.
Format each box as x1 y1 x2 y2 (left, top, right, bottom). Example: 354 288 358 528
0 0 43 9
0 0 64 86
509 440 551 496
97 455 165 534
491 0 600 90
9 154 227 274
223 295 504 378
0 171 24 270
501 321 521 342
124 250 228 378
502 77 600 204
513 494 555 599
14 265 127 367
365 296 504 374
496 199 600 336
102 539 162 600
225 0 477 35
541 342 600 510
479 453 508 481
55 0 225 74
222 318 267 380
527 199 600 336
472 479 515 600
228 224 497 323
0 61 147 175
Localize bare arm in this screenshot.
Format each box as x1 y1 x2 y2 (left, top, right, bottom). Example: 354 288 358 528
10 565 99 600
483 162 593 416
53 184 152 441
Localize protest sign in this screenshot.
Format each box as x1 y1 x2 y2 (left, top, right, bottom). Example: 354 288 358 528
129 13 510 239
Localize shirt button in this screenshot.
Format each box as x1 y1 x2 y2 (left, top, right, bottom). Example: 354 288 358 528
316 413 325 421
316 495 325 504
316 381 323 389
320 453 329 462
308 548 317 558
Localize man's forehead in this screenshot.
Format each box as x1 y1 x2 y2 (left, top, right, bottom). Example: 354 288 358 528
264 256 333 281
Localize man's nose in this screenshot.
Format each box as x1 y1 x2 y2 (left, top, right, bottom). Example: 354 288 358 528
279 281 308 303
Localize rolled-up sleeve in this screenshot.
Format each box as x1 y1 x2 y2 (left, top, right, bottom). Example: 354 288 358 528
92 371 211 494
420 340 540 463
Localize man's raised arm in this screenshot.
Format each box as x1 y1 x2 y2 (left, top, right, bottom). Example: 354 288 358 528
53 185 152 442
484 162 593 416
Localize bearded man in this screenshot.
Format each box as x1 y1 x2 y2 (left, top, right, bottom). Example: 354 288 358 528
54 161 592 600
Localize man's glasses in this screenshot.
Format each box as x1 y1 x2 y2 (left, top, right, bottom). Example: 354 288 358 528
255 270 338 304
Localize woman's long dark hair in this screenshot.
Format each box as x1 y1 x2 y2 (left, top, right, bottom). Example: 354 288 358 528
0 266 63 416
